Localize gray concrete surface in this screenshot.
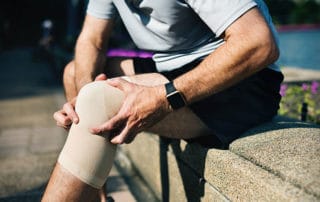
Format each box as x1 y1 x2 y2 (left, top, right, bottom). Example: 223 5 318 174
121 117 320 201
230 120 320 198
0 48 137 201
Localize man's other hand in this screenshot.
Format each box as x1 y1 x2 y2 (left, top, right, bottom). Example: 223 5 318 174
53 73 107 130
53 97 79 130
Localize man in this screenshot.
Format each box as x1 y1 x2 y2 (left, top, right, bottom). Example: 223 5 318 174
42 0 283 201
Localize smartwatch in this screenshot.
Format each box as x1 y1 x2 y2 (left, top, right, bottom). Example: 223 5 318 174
165 81 187 110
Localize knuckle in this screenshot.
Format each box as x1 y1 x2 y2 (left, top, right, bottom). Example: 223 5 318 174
61 118 70 126
127 83 135 91
123 109 133 118
98 126 105 133
104 121 114 130
63 103 69 110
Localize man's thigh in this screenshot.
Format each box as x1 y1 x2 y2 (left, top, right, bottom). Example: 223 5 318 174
104 57 135 77
105 57 214 140
127 73 213 140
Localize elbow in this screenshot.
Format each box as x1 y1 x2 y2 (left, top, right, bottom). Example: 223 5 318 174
265 38 280 65
257 32 280 67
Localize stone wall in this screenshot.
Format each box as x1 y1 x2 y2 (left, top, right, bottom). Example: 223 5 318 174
115 116 320 201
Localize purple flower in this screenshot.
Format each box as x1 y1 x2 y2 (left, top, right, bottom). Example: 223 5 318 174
280 84 288 97
301 83 309 91
311 81 319 94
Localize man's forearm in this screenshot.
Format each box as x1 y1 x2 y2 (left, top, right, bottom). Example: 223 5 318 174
74 39 107 92
73 15 114 92
174 8 279 104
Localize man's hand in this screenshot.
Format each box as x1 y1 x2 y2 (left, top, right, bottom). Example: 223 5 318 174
53 97 79 130
90 78 171 144
53 74 107 130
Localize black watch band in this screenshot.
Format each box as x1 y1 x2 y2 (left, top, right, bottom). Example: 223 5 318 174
165 81 186 110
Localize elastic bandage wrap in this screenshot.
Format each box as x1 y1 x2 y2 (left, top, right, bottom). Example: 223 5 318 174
58 81 124 188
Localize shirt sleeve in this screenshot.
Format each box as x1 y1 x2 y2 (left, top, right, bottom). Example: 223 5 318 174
87 0 116 19
185 0 257 36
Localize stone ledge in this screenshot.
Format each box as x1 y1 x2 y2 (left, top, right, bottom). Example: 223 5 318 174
282 67 320 83
230 118 320 198
116 116 320 201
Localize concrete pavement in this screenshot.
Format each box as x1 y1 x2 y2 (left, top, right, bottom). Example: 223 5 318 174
0 48 137 201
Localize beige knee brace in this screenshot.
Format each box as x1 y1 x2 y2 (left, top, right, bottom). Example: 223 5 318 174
58 81 124 188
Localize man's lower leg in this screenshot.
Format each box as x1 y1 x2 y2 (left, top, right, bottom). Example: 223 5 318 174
43 81 124 201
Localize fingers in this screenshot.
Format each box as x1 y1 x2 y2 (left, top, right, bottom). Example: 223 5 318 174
113 126 137 144
107 78 132 92
63 102 79 124
90 114 124 135
123 133 137 144
110 124 130 144
53 99 79 129
90 78 143 144
53 110 72 129
90 114 137 144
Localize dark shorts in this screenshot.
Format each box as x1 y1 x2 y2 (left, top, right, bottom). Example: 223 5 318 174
133 58 284 149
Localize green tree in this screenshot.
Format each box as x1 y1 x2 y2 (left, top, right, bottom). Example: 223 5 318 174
265 0 295 24
290 0 320 23
264 0 320 24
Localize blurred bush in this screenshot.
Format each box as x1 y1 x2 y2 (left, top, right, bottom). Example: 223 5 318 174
265 0 320 24
279 81 320 124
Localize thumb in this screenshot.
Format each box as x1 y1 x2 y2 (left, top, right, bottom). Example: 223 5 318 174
107 77 132 92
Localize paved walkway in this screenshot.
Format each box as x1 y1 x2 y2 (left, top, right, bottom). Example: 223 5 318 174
0 48 136 201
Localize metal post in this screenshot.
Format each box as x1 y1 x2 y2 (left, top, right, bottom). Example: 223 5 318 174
301 102 308 122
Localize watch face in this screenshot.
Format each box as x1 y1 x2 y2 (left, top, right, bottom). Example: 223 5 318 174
167 91 185 110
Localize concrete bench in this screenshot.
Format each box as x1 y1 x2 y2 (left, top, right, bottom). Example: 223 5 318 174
115 116 320 201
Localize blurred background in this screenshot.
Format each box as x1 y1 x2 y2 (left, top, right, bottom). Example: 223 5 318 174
0 0 133 53
0 0 319 201
0 0 319 70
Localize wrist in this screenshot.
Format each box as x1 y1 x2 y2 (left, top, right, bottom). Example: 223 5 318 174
154 85 173 113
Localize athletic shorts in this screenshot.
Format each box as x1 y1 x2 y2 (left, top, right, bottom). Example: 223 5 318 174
133 58 284 149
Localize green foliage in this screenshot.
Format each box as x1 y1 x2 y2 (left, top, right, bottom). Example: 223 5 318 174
265 0 320 24
279 81 320 124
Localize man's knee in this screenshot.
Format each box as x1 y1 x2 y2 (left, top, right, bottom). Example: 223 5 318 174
58 81 124 188
75 81 124 127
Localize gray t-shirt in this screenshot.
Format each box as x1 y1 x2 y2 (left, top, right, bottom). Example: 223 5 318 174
87 0 279 71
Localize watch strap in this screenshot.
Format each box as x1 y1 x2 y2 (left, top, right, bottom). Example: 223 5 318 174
165 81 186 110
